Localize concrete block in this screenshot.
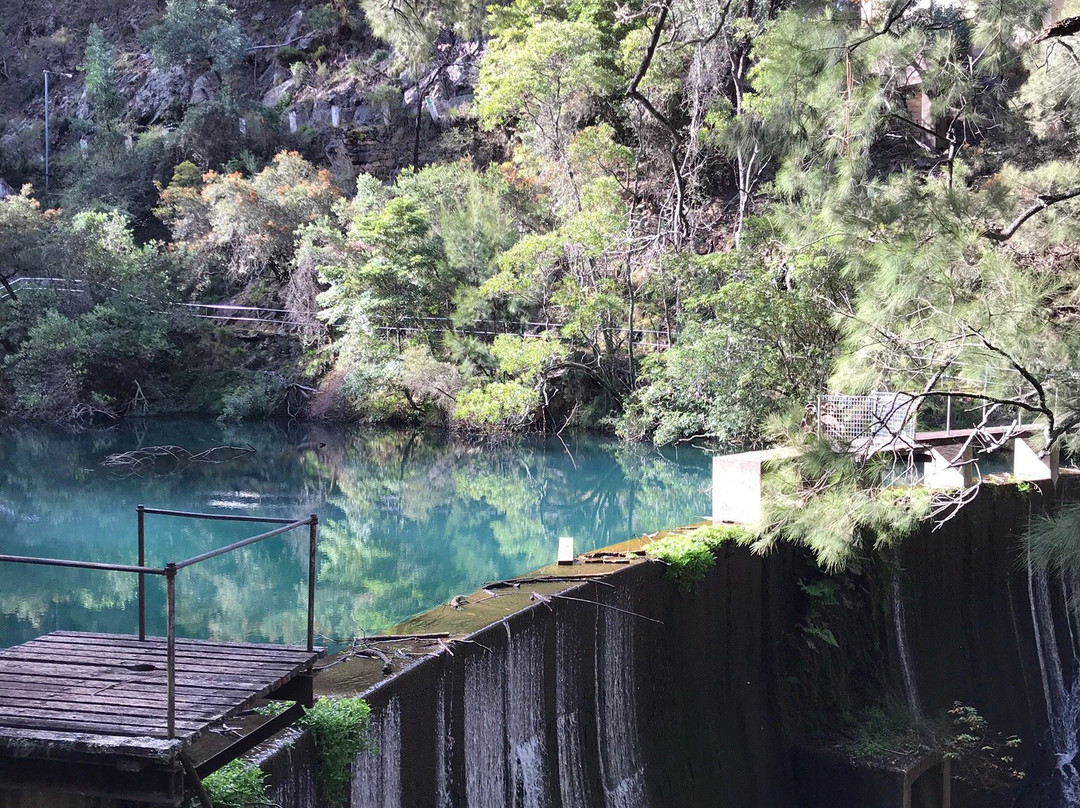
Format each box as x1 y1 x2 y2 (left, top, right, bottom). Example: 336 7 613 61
1014 436 1059 482
922 443 973 489
711 448 800 527
557 536 575 565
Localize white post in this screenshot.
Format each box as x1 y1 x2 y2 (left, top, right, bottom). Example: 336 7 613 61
712 448 800 526
557 536 575 566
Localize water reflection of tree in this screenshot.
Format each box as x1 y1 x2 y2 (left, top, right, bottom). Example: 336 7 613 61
0 422 708 646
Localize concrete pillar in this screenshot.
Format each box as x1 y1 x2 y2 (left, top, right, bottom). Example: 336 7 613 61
921 443 973 489
1014 436 1059 482
712 448 800 526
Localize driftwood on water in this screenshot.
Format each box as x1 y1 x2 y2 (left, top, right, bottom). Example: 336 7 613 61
102 444 256 475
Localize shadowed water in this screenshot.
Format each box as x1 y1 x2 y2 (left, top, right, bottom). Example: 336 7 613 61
0 419 709 649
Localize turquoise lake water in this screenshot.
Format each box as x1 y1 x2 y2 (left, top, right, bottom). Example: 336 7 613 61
0 420 709 649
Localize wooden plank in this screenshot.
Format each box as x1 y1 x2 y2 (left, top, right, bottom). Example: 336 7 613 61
0 726 183 758
0 684 242 710
0 647 306 676
49 631 317 654
0 672 247 695
0 663 283 687
3 640 312 666
0 700 209 727
0 694 226 722
0 672 274 696
30 634 321 662
0 709 203 737
0 631 320 769
0 675 246 699
0 708 207 736
0 659 282 686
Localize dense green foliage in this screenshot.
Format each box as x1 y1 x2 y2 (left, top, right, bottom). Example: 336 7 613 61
143 0 250 72
299 697 373 808
646 524 753 591
199 760 268 808
5 0 1080 464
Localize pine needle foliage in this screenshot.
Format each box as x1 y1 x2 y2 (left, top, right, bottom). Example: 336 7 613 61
1025 503 1080 580
755 427 931 572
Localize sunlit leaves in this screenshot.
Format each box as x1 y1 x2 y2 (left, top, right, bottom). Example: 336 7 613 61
477 18 620 150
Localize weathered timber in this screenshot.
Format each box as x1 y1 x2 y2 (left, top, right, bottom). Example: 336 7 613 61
0 631 324 806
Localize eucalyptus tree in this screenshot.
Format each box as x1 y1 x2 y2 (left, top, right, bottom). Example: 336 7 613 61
142 0 250 75
360 0 487 165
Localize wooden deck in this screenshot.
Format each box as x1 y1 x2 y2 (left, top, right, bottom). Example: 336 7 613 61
0 631 324 804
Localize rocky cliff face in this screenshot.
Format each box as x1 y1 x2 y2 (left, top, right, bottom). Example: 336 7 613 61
0 0 488 195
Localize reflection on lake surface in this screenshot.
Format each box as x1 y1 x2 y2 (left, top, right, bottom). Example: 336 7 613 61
0 420 709 648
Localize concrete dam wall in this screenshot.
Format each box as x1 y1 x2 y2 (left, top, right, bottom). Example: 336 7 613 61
4 481 1075 807
269 481 1075 808
337 550 801 808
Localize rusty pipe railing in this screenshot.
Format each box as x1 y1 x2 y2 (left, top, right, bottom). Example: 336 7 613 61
1 506 319 740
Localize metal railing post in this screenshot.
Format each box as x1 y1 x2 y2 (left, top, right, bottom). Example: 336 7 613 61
137 504 146 641
307 515 318 653
165 562 177 739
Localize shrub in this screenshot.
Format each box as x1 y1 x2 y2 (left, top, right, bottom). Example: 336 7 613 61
299 697 373 808
217 372 289 422
199 760 267 808
646 524 752 592
143 0 250 72
275 46 305 67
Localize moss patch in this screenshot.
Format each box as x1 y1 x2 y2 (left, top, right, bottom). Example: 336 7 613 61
646 524 753 592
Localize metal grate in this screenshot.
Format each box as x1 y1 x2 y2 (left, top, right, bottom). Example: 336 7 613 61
815 392 918 453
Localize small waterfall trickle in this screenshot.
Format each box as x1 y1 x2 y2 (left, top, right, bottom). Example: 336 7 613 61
1027 547 1080 806
891 556 922 720
464 644 509 807
256 727 319 808
506 620 549 808
556 618 593 808
436 675 453 808
352 696 402 808
595 588 648 808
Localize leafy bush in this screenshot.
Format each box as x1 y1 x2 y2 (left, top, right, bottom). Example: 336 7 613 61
454 380 537 430
199 760 268 808
619 250 836 447
646 524 752 592
304 4 341 34
143 0 250 72
275 46 305 68
299 697 373 808
217 372 289 422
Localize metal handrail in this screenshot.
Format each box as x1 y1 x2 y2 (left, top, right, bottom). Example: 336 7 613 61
0 555 165 575
1 506 319 739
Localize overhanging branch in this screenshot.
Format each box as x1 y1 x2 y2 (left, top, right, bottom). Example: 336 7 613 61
982 188 1080 242
1036 14 1080 42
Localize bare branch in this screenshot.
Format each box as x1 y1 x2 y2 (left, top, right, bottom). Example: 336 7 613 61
1036 14 1080 42
982 188 1080 242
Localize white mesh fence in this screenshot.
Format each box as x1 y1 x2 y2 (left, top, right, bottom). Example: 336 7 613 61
815 393 918 452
